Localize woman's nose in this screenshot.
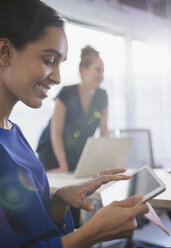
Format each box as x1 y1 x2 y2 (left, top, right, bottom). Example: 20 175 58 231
48 67 61 85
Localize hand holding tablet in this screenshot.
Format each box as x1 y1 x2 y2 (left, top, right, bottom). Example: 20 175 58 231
101 164 165 206
101 165 169 235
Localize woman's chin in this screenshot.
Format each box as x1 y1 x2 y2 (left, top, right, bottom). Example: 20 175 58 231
22 99 43 109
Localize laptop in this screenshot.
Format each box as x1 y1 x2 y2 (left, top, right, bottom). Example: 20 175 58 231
56 137 132 178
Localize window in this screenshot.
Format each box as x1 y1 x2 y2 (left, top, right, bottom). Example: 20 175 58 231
11 23 126 150
11 22 171 168
132 40 171 166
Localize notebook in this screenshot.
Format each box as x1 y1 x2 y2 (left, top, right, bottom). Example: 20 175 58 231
57 137 132 178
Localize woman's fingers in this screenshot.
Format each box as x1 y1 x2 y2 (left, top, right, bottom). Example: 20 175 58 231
93 174 130 187
83 173 130 198
113 194 149 216
93 167 127 178
133 203 149 216
78 200 95 212
114 194 144 208
110 174 130 181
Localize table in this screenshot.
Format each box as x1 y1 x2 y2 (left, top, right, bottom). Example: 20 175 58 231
47 169 171 210
149 169 171 210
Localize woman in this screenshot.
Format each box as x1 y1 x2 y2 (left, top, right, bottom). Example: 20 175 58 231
0 0 148 247
37 45 109 172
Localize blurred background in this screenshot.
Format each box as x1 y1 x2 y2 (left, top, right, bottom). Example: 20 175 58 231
11 0 171 169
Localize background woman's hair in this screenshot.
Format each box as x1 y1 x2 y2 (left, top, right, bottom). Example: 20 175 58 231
0 0 65 50
79 45 100 69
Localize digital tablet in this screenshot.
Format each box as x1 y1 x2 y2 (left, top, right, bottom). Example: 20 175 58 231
101 164 166 206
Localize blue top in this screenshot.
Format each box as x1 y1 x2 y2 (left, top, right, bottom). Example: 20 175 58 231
0 122 74 248
37 84 108 171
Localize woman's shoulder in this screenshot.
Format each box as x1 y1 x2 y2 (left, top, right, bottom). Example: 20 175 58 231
96 88 108 98
61 83 78 92
97 87 107 93
57 84 79 100
94 88 108 108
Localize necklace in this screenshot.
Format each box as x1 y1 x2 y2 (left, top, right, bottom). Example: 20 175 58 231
0 121 13 130
7 121 13 130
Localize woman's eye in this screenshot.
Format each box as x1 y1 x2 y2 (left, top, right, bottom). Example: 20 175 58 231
43 58 54 66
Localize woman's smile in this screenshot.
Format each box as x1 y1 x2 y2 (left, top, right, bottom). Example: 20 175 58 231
37 82 52 98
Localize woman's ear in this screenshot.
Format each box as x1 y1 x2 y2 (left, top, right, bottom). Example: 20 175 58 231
0 38 12 67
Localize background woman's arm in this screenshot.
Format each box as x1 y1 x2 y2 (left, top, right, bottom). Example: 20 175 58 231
49 98 69 172
100 106 109 136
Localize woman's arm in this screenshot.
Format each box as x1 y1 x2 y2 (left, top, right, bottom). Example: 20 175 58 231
50 98 69 172
100 107 109 136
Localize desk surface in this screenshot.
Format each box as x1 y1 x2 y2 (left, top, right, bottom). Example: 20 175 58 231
47 169 171 210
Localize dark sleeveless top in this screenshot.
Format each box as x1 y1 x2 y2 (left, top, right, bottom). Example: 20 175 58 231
37 84 108 171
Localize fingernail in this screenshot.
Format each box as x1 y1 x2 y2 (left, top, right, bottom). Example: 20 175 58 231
135 193 143 198
88 203 94 211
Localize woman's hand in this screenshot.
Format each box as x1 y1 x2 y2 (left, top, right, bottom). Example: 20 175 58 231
93 167 128 179
88 194 149 241
52 168 130 217
61 195 149 248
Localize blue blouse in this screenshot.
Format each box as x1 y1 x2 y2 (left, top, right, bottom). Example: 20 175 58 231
0 122 74 248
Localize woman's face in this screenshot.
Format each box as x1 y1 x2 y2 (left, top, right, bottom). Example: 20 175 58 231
81 57 104 89
0 26 68 108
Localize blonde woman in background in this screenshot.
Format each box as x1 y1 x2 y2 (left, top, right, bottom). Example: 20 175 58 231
37 45 109 173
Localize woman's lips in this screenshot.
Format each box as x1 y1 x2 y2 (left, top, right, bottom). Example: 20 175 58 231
37 82 51 98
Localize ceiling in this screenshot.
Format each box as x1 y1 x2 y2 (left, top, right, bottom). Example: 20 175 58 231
108 0 171 21
44 0 171 49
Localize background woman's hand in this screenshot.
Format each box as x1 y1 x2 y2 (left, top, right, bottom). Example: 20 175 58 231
53 168 130 213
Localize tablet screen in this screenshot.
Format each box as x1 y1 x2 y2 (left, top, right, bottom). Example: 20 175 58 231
101 166 163 206
128 168 160 196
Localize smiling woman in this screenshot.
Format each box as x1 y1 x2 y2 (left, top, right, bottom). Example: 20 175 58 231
0 0 149 248
0 0 67 112
1 26 67 109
